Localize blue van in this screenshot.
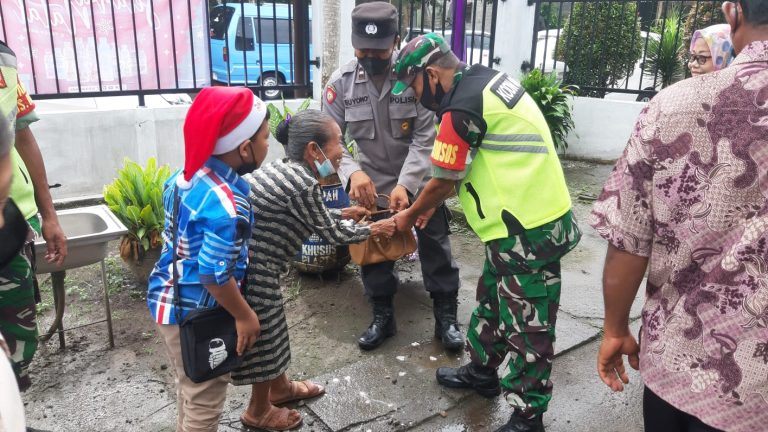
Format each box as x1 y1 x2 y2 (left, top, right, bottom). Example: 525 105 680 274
209 3 313 99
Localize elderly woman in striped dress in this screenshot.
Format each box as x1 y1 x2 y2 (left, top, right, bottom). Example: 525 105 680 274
234 109 396 431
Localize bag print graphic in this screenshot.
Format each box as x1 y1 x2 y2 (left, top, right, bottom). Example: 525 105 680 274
208 338 228 369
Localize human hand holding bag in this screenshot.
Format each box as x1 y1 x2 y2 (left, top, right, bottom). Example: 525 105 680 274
349 195 417 266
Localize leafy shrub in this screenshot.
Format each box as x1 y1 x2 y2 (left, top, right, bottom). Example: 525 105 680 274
644 7 686 89
266 98 312 137
539 4 563 30
103 158 170 260
555 2 642 97
520 69 578 153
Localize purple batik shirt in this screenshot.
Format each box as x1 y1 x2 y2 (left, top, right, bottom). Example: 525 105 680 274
591 41 768 432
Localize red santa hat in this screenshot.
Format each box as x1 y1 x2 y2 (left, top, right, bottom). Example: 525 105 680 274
178 87 267 189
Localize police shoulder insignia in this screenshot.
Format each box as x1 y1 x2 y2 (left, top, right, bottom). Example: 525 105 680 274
325 85 337 104
0 71 6 89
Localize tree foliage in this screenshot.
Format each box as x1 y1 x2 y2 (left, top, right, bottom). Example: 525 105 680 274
555 2 642 96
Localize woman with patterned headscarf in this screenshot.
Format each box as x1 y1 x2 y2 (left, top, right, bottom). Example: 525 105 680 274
688 23 735 76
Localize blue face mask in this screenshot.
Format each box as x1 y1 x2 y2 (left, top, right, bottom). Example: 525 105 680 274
313 145 337 178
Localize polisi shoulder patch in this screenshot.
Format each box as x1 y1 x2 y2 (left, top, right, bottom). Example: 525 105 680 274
490 74 524 109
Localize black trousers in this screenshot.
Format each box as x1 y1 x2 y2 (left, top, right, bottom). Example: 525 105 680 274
361 204 460 298
643 387 723 432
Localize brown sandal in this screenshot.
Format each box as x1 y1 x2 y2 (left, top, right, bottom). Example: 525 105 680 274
240 406 302 431
270 380 326 405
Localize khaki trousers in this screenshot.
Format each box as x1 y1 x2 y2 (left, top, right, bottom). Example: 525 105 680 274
157 324 230 432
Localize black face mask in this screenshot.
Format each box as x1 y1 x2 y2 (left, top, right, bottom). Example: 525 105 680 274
237 141 259 175
419 71 446 112
359 56 391 77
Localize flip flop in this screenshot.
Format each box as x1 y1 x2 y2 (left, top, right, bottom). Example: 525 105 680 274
240 406 302 431
270 380 326 406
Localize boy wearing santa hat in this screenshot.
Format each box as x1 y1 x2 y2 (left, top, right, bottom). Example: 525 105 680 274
147 87 269 432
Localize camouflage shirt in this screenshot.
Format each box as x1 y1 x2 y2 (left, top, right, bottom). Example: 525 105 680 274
591 41 768 432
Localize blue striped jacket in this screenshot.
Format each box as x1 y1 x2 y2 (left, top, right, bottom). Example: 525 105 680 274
147 158 252 325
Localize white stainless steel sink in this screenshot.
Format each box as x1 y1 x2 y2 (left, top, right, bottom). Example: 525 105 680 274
34 204 128 349
34 205 128 274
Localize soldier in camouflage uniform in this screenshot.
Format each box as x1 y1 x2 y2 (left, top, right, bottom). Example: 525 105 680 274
391 33 580 432
0 40 67 392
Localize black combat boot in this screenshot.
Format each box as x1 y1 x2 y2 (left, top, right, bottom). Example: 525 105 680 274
436 362 501 398
494 414 545 432
358 296 396 350
432 291 464 351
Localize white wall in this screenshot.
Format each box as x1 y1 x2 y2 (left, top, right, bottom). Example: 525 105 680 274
564 97 646 162
338 0 356 68
312 0 325 99
34 96 642 200
492 0 536 79
310 0 355 96
34 99 320 200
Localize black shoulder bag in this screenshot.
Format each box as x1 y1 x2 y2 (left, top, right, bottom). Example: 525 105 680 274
171 186 243 383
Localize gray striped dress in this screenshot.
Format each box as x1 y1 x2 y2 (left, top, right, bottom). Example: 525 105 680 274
232 159 371 384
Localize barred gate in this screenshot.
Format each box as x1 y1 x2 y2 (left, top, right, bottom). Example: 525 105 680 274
210 1 312 100
527 0 728 100
0 1 498 103
395 0 499 69
0 0 313 103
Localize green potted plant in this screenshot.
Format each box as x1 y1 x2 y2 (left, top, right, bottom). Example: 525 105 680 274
103 157 171 285
266 97 312 137
521 68 578 153
643 7 686 90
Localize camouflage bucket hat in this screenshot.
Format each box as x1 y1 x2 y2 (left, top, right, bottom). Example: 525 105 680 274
392 33 452 95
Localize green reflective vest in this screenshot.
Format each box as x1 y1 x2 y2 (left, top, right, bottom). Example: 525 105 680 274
1 43 37 220
445 66 572 242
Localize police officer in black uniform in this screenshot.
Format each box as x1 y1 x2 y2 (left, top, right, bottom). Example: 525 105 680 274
323 1 463 352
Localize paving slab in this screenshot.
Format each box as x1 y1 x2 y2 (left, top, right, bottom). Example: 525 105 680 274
558 221 646 321
414 394 512 432
25 346 176 432
554 313 600 355
304 310 600 432
417 338 643 432
306 343 466 432
545 341 643 432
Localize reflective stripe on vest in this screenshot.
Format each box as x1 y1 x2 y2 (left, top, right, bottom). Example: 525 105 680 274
2 63 38 221
480 133 549 154
479 144 548 154
483 133 544 143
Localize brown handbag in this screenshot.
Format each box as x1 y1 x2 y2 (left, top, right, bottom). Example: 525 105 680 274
349 196 417 266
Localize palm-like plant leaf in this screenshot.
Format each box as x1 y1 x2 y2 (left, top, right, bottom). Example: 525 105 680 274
643 8 685 89
103 157 171 252
520 69 578 152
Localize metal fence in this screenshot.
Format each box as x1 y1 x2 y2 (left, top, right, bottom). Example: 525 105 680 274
210 1 312 100
396 0 499 68
0 0 498 104
528 0 727 100
0 0 312 104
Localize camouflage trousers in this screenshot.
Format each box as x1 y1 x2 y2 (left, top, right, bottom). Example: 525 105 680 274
466 211 580 418
0 217 40 391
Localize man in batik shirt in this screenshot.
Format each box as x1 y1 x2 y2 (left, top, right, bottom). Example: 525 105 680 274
592 1 768 431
